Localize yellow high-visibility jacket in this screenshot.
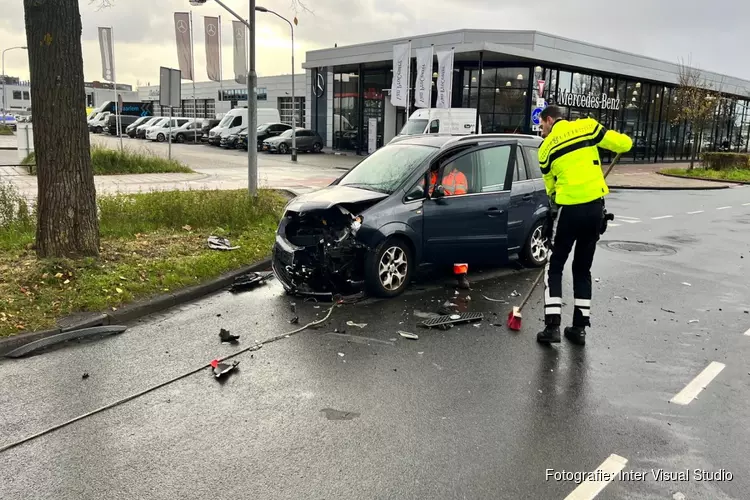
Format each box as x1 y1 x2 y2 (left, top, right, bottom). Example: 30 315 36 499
538 118 633 205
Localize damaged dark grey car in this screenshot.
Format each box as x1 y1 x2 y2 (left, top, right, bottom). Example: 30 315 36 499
272 134 551 298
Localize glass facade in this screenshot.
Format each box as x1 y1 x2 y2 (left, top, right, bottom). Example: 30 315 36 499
319 57 750 162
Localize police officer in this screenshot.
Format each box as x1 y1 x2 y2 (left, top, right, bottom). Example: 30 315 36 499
536 106 633 346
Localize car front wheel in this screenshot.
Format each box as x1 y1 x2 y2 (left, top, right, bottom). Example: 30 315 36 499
522 219 549 267
312 142 322 153
157 133 165 142
365 237 413 298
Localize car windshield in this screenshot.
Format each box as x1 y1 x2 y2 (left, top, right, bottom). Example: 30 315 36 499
399 119 428 136
278 129 294 138
338 144 436 194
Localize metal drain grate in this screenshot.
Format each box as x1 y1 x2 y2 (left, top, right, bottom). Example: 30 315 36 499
599 240 677 257
421 312 484 328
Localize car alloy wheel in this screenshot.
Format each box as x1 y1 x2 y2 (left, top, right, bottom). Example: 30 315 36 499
278 143 289 154
313 142 322 153
176 134 185 143
157 133 165 142
522 221 549 267
378 246 408 291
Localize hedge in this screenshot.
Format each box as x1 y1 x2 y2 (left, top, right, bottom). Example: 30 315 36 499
700 152 750 171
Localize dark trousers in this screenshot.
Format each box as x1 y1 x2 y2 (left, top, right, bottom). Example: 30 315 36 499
544 198 603 328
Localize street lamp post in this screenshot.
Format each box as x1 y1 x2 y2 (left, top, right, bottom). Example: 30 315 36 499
2 46 28 125
190 0 257 196
256 6 296 162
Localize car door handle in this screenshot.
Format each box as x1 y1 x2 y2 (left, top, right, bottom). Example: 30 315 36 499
522 194 533 200
486 207 504 217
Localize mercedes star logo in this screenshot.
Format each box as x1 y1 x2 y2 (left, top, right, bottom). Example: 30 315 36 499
235 28 243 40
314 73 325 98
207 24 217 36
177 20 188 33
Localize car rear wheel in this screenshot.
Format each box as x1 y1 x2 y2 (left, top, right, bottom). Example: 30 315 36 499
312 142 322 153
521 219 549 267
157 133 165 142
278 143 289 154
176 134 185 143
365 237 413 298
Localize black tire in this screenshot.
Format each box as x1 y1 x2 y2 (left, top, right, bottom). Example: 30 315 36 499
95 127 102 133
157 133 165 142
278 143 289 154
365 237 413 298
312 142 322 153
521 219 549 267
176 134 185 143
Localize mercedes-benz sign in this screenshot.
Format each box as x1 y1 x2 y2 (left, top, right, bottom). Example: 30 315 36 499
189 0 208 5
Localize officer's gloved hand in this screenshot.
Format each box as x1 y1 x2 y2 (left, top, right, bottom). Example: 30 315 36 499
543 198 558 242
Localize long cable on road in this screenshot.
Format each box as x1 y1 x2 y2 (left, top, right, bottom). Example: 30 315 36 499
0 302 338 455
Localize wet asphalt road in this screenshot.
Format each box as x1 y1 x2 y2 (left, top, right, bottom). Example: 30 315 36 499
1 186 749 499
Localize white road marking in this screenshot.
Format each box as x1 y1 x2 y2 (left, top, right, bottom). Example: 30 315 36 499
670 361 726 405
563 454 628 500
652 215 673 220
744 327 750 337
616 216 641 220
743 202 750 206
622 219 641 224
609 223 621 227
687 210 704 214
717 206 732 210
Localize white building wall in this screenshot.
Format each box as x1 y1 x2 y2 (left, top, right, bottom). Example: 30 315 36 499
2 83 32 113
326 69 333 148
305 69 312 129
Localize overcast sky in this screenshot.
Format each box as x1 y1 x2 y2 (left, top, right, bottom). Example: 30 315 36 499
1 0 747 87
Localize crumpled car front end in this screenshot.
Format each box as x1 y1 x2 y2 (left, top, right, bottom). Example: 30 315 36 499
272 203 371 297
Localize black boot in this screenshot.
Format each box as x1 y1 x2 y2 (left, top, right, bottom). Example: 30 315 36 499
536 325 561 344
564 326 586 345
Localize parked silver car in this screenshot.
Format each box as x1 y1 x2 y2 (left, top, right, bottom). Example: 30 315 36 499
262 128 324 154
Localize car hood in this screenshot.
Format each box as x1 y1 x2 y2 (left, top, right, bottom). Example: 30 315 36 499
285 185 388 212
265 136 288 143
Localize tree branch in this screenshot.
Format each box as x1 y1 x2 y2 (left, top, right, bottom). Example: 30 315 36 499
90 0 114 11
290 0 314 15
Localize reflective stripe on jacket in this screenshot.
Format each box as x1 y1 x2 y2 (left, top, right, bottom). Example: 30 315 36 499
538 118 633 205
443 170 468 195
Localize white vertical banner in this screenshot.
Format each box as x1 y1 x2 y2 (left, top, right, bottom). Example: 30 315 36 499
98 27 115 82
414 46 433 108
435 48 454 109
174 12 194 80
390 42 411 108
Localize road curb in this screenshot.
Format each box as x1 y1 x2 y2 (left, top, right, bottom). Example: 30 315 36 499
608 183 731 191
656 171 750 186
0 146 17 151
0 257 272 358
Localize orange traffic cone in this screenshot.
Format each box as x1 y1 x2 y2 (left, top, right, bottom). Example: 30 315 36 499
454 263 470 289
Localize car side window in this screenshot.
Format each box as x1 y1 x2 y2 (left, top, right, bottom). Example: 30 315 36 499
428 120 440 134
231 116 242 127
515 148 528 181
525 146 544 179
477 145 512 192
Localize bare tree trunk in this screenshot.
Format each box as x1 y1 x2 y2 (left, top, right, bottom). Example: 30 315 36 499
24 0 99 258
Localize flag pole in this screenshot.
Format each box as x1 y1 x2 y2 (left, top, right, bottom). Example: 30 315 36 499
218 15 224 119
190 10 197 142
111 26 123 150
406 39 412 123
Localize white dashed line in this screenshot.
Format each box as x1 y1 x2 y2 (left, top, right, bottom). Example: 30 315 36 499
743 202 750 206
687 210 704 214
744 327 750 337
621 219 641 224
562 454 628 500
652 215 673 220
717 206 732 210
617 216 641 220
609 223 621 227
670 361 726 405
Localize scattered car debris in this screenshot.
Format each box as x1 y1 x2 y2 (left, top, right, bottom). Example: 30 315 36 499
595 278 600 283
219 328 240 344
673 493 686 500
399 331 419 340
646 360 657 363
421 312 484 329
320 408 360 421
414 310 440 319
229 272 273 293
290 302 297 313
661 308 676 314
688 319 699 324
510 290 520 297
338 352 345 357
290 316 299 325
681 282 692 286
346 321 367 329
81 373 89 380
482 295 508 303
438 301 459 315
210 359 239 378
208 236 240 251
637 300 644 303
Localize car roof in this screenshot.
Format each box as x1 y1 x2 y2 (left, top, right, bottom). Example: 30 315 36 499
388 133 543 149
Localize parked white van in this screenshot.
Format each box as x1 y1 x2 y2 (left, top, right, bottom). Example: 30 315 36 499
397 108 480 138
88 112 111 133
208 108 281 145
146 117 192 142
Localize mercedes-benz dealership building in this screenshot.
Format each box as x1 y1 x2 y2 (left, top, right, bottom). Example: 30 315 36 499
302 29 750 162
